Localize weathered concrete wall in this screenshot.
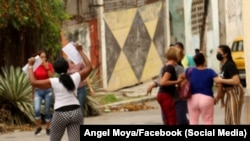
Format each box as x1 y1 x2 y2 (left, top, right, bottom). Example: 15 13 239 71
220 0 243 46
242 0 250 90
185 0 220 72
206 0 220 72
61 23 91 59
61 21 100 71
169 0 185 44
64 0 90 16
170 0 220 72
242 0 250 123
103 1 166 90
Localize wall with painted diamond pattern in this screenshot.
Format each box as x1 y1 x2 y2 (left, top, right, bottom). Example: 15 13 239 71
104 1 166 90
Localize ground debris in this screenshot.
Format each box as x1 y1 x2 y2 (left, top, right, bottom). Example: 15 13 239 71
0 124 34 134
100 102 155 113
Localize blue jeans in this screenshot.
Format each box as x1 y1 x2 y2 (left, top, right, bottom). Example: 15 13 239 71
34 88 53 122
77 86 87 111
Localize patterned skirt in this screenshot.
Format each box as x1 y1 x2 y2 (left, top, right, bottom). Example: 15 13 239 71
223 84 244 124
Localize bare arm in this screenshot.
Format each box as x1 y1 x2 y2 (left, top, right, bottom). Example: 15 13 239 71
217 75 240 85
75 44 93 82
146 81 158 95
214 83 224 106
43 62 54 78
46 69 54 78
28 58 52 89
160 72 181 86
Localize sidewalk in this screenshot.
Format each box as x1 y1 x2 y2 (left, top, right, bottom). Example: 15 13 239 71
97 80 158 109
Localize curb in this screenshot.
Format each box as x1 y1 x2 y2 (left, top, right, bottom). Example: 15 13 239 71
97 95 156 109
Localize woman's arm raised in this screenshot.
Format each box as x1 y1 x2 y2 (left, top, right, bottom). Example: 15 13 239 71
28 57 51 89
75 44 93 81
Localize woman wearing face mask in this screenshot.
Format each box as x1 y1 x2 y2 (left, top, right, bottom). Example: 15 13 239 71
214 45 244 125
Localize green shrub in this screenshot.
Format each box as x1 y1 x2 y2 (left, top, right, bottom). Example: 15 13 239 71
0 66 34 125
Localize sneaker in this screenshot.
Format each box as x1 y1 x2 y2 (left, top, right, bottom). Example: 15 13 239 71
46 128 50 135
34 127 42 136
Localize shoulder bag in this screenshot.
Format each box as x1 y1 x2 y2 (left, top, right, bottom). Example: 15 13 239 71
179 67 193 99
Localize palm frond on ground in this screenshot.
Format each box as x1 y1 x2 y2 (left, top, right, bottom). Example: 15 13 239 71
0 66 34 126
85 67 102 93
83 95 100 117
84 67 102 116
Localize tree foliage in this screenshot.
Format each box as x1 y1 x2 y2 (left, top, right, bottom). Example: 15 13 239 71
0 0 69 69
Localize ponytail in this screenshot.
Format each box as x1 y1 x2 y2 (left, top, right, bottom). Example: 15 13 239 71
54 57 75 92
59 73 75 92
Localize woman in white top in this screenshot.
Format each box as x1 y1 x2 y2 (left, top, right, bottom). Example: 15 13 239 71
28 44 92 141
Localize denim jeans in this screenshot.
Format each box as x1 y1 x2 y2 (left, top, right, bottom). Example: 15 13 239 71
77 86 87 111
34 88 53 122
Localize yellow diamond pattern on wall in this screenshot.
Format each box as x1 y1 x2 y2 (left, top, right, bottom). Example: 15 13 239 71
138 0 162 40
103 1 165 90
153 3 166 64
104 21 122 83
107 52 138 90
140 42 163 82
123 10 152 81
104 8 137 48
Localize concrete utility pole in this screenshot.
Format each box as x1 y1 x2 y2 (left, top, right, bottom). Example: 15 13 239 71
95 0 108 89
164 0 170 48
242 0 250 123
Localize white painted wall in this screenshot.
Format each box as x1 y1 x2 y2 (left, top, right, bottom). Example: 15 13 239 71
63 23 91 59
206 0 220 72
184 0 220 72
242 0 250 94
224 0 243 47
65 0 90 16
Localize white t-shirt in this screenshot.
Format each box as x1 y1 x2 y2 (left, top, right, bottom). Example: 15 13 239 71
49 73 81 110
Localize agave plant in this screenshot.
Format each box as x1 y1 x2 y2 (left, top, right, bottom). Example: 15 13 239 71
83 67 102 117
0 66 35 125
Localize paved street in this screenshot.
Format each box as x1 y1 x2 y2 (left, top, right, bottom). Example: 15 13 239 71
0 80 247 141
0 100 242 141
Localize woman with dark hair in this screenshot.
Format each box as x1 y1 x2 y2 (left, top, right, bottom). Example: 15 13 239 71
32 50 54 136
214 44 244 125
175 42 195 69
27 44 92 141
181 53 218 124
67 58 95 118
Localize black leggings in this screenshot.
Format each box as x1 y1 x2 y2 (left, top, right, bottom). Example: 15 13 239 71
175 99 189 125
50 107 83 141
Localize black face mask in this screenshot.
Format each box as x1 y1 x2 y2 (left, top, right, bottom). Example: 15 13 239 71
216 53 223 61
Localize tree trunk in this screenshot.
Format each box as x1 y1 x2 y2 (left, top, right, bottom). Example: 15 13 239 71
0 26 41 73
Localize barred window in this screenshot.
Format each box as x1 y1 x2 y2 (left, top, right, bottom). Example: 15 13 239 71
191 0 205 35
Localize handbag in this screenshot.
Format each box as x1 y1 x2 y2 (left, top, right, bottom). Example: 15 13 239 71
179 68 193 99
